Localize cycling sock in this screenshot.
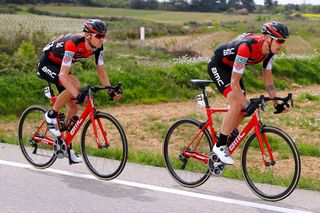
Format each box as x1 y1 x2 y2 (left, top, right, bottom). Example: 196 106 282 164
216 133 228 147
47 109 58 118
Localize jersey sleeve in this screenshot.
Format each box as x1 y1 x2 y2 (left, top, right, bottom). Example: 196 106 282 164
95 47 104 66
232 44 250 74
61 40 76 67
263 54 275 70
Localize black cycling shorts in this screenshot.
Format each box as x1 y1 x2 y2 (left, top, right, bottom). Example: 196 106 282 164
38 55 65 93
207 57 245 97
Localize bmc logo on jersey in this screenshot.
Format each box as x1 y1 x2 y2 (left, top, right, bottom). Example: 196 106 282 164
223 48 235 56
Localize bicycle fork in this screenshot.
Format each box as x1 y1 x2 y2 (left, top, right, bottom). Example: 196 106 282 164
90 113 110 149
254 125 276 167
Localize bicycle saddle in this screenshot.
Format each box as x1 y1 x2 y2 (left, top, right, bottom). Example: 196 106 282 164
191 79 214 88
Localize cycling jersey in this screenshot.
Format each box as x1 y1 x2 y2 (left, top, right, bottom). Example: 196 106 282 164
214 33 274 74
208 33 274 97
43 33 104 66
38 33 104 93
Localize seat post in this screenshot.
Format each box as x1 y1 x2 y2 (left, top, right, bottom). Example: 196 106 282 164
201 87 210 108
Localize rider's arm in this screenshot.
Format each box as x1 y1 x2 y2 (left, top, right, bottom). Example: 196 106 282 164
95 48 110 87
95 51 121 100
262 55 278 106
96 64 110 86
262 68 278 106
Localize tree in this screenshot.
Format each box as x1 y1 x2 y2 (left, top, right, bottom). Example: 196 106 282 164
241 0 255 12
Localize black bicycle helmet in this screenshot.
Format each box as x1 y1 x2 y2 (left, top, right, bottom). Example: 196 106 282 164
261 21 289 39
83 19 107 35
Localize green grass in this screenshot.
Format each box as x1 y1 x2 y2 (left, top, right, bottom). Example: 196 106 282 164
23 5 260 25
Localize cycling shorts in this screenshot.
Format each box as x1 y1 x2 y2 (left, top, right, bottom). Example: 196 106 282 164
207 56 245 97
38 55 65 93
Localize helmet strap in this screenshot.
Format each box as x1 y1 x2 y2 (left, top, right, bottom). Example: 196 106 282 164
268 38 273 54
264 35 273 54
86 34 97 51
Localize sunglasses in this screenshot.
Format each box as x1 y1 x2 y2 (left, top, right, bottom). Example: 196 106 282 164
275 39 286 44
92 34 106 39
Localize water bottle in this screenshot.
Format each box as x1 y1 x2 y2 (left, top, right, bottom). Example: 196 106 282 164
66 115 79 132
57 112 66 132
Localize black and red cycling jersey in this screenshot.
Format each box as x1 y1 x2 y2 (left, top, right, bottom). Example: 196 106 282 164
213 33 274 74
208 33 275 97
43 33 104 66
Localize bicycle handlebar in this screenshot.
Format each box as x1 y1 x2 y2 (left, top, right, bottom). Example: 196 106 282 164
90 83 122 93
79 83 123 101
248 93 294 114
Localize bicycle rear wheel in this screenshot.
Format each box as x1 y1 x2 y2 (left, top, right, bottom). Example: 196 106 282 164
163 119 213 187
81 112 128 180
242 126 301 201
18 105 56 169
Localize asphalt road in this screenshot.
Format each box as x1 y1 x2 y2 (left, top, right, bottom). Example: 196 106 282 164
0 143 319 213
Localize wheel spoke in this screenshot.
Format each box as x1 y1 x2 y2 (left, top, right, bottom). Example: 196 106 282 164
163 119 212 187
81 113 127 180
18 106 56 169
242 126 301 201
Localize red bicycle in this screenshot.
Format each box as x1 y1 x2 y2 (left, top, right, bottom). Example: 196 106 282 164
18 80 128 180
163 79 301 201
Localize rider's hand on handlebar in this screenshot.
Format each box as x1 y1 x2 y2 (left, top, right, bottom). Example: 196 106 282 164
274 103 290 114
107 85 122 101
76 87 89 104
244 98 260 117
109 91 122 101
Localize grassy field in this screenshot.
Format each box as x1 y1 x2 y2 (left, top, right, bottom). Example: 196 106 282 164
23 5 320 35
22 5 260 24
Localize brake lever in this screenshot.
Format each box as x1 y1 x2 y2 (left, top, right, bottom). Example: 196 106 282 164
286 93 294 108
260 98 266 112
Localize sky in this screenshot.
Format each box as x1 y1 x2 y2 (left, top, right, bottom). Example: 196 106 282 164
254 0 320 5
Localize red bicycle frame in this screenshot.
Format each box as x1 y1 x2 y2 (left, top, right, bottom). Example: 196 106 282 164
31 89 109 149
183 106 274 167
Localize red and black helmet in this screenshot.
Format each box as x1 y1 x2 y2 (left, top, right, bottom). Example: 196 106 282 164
83 19 107 35
261 21 289 39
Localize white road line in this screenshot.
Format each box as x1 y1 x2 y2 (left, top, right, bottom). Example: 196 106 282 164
0 159 311 213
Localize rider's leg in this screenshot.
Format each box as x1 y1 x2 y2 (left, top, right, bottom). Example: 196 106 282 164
219 91 243 144
56 76 80 120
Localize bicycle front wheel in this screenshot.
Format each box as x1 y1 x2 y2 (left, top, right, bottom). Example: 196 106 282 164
18 105 56 169
163 119 213 187
81 112 128 180
242 126 301 201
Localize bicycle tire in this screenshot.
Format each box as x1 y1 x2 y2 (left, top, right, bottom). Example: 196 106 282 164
242 126 301 201
18 105 56 169
81 112 128 180
163 118 213 187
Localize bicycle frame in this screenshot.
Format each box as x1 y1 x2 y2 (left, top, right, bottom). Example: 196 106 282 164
183 105 274 167
31 88 109 149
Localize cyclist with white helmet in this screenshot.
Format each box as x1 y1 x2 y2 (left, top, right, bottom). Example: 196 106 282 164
38 19 121 163
207 21 290 165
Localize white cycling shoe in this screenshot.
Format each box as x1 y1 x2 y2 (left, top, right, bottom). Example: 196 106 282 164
212 144 234 165
44 111 61 137
69 149 82 163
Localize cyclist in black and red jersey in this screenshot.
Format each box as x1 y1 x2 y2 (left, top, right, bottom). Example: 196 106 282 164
208 21 290 165
38 19 121 163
